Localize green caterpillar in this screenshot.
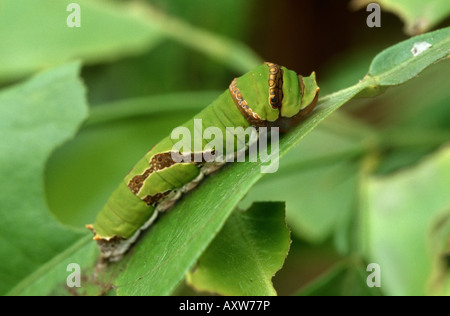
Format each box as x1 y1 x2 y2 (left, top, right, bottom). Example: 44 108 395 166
87 62 319 262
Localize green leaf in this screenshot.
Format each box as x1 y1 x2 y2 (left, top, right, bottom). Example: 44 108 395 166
244 162 359 244
0 0 162 82
11 237 100 296
345 59 450 174
351 0 450 35
357 60 450 131
240 113 372 245
366 26 450 87
0 62 89 295
186 202 290 296
0 0 261 83
361 145 450 296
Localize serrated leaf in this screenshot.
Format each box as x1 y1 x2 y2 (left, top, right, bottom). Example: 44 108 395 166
186 202 290 296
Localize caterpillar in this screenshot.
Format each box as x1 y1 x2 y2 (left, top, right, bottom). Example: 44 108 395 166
86 62 320 262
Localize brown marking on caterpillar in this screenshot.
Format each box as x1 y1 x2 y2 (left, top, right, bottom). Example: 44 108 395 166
152 152 177 170
142 190 172 206
127 150 218 196
229 78 265 127
264 62 283 110
127 152 177 194
128 168 153 194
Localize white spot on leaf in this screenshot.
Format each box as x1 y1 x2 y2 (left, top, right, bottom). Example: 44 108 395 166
411 41 432 57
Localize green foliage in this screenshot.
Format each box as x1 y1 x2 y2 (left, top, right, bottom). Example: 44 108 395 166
186 203 290 296
0 62 91 295
367 27 450 86
0 0 162 82
361 146 450 296
241 112 372 245
351 0 450 35
0 0 449 296
0 0 260 84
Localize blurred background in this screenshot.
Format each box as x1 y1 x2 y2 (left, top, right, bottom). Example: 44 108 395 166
1 0 449 295
82 0 412 102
